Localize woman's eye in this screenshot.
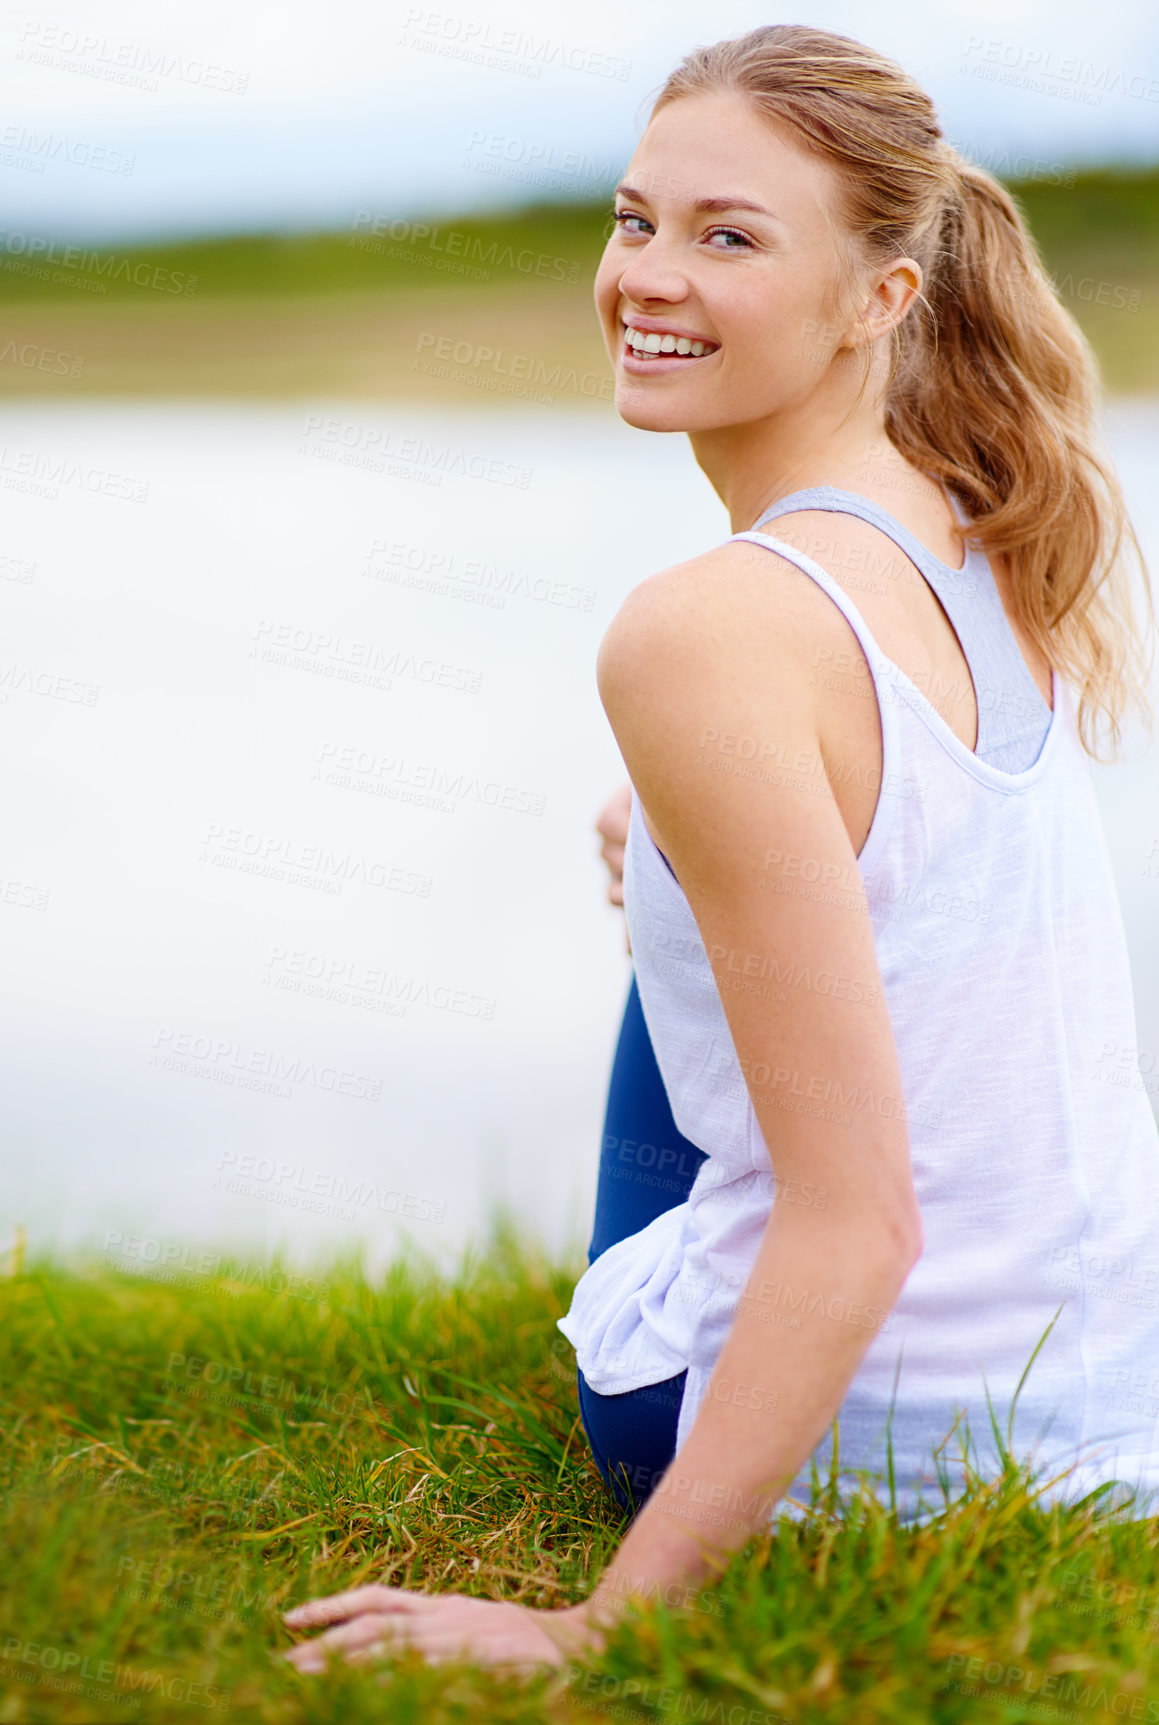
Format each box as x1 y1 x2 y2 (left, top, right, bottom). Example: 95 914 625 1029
705 227 753 249
610 212 753 250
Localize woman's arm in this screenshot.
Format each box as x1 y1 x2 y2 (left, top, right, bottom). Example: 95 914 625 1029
281 541 924 1675
584 1179 918 1624
564 541 924 1638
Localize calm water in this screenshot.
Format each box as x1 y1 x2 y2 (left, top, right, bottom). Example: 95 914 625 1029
2 397 1157 1277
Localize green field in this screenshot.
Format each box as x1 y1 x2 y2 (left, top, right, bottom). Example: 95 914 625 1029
5 1215 1159 1723
0 166 1156 399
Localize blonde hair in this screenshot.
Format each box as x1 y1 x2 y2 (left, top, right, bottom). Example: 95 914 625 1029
651 24 1155 760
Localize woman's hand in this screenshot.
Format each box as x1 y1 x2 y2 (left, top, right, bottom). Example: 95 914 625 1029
596 780 633 955
282 1586 607 1676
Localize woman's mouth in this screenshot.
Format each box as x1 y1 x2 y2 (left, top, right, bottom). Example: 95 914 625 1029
621 323 721 373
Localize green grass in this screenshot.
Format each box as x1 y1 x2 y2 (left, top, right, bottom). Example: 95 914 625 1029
0 203 616 306
4 1214 1159 1723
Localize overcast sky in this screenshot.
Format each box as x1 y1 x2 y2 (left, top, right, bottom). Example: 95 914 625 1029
3 0 1158 244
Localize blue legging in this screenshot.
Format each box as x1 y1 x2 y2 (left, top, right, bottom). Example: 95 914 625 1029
577 971 707 1515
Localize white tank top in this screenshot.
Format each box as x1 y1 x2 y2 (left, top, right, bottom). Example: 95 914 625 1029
558 490 1159 1518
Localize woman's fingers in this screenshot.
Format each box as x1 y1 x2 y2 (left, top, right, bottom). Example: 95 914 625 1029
601 843 626 905
283 1596 569 1674
283 1612 405 1671
595 781 632 848
596 782 633 906
284 1584 427 1628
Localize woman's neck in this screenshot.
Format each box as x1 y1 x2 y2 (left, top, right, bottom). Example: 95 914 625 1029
688 397 960 559
689 391 917 531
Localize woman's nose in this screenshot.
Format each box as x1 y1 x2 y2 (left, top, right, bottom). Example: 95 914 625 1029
616 237 689 309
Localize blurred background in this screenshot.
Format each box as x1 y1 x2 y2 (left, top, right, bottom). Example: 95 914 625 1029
2 0 1157 1284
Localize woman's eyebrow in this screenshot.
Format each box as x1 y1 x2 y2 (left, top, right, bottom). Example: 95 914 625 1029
613 181 780 220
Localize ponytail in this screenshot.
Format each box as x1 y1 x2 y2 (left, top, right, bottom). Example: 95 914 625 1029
888 156 1153 759
651 26 1155 760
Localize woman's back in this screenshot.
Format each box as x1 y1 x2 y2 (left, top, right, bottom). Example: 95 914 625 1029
636 472 1057 862
560 486 1159 1516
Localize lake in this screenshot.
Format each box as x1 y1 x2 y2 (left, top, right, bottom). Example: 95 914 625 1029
2 397 1157 1279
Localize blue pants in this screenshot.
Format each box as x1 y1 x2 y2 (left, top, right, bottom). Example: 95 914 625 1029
578 972 707 1515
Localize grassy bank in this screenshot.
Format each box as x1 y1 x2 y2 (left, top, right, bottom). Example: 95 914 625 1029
0 165 1157 399
3 1217 1159 1722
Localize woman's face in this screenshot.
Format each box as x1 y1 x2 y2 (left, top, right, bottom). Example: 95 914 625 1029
594 90 864 434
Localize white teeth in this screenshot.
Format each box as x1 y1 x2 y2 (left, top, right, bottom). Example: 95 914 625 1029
622 325 716 358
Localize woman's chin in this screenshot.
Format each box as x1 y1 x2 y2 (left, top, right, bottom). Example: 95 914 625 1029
613 386 711 433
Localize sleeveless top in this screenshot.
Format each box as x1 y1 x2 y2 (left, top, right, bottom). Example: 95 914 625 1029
557 485 1159 1519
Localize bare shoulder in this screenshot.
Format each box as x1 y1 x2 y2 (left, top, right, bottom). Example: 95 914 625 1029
596 536 842 723
593 539 853 893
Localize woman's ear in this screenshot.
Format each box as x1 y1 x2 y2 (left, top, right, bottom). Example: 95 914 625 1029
845 257 923 350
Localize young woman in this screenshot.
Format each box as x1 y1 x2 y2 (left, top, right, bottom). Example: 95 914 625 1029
284 24 1158 1672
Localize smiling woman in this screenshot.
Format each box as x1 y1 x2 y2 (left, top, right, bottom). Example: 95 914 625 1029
283 21 1159 1674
